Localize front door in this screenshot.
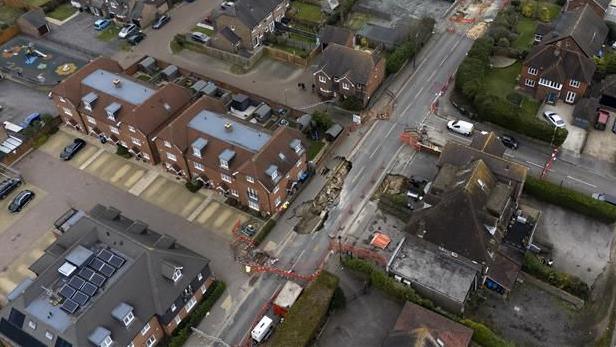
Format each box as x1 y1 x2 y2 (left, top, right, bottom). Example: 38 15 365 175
565 90 576 104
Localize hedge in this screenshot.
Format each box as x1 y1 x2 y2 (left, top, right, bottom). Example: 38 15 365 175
460 319 514 347
162 280 226 347
522 253 589 299
385 18 435 75
523 176 616 223
115 145 132 158
254 218 277 245
185 180 203 193
378 193 412 221
270 271 339 347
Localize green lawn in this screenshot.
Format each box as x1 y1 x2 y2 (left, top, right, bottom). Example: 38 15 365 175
513 17 536 50
344 12 371 30
291 1 322 23
0 6 25 26
289 32 315 44
23 0 50 7
269 42 309 57
46 3 77 21
97 24 121 42
543 2 561 21
307 140 325 161
483 61 540 118
192 26 213 36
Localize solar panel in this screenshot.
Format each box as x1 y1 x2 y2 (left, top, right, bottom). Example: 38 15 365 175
78 268 95 281
71 291 89 306
108 255 125 269
99 264 115 278
81 282 97 296
97 249 114 262
58 285 76 299
90 273 106 287
88 258 105 272
61 299 79 314
68 276 85 290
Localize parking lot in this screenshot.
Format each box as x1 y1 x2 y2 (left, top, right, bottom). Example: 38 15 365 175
0 79 56 125
46 13 122 58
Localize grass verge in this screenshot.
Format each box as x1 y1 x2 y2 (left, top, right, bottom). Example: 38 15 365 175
253 218 276 245
512 16 536 50
307 140 325 161
192 26 213 36
46 3 77 21
290 1 322 23
97 24 121 42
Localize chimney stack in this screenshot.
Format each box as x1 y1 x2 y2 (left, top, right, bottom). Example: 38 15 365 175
112 79 121 88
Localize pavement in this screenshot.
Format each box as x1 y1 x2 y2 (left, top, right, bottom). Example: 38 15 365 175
111 0 319 110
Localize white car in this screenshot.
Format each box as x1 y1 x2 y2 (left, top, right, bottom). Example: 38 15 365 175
118 24 138 39
446 119 474 136
543 111 566 128
191 32 210 44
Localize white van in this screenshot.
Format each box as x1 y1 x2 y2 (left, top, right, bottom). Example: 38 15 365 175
446 119 474 136
251 315 274 343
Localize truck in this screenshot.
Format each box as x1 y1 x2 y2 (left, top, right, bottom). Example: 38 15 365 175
251 315 274 344
272 280 303 317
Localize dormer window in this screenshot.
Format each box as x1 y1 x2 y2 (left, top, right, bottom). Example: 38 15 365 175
318 75 326 83
89 327 112 347
220 159 229 169
192 138 208 158
172 268 182 282
101 336 113 347
289 139 303 154
266 165 279 182
82 92 98 112
219 149 235 169
105 102 121 121
123 311 135 326
112 303 135 327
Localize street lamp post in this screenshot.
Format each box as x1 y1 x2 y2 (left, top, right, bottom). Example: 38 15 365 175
337 235 342 262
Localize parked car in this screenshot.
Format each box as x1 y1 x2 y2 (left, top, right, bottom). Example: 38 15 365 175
592 193 616 206
60 138 86 160
8 190 34 213
407 176 430 201
500 134 519 149
21 112 41 128
0 178 21 199
596 110 610 130
118 24 138 39
446 119 474 136
152 15 170 29
94 19 112 31
240 224 257 237
191 32 210 43
542 111 566 128
127 32 146 45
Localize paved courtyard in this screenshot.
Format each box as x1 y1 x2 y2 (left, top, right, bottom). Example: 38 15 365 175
539 102 586 154
0 79 56 125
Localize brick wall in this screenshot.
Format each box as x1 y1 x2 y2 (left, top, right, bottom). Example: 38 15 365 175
163 278 215 335
128 316 165 347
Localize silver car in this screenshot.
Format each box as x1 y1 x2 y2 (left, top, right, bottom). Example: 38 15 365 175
543 111 566 128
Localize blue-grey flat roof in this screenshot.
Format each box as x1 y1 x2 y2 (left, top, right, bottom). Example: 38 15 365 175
188 110 271 152
82 69 156 105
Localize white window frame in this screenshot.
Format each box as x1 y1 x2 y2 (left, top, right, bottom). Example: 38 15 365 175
63 107 73 116
248 200 260 211
146 335 156 347
341 82 350 90
193 161 205 171
230 189 239 197
171 304 177 312
59 97 66 103
192 146 202 158
131 137 141 147
565 90 576 103
101 336 113 347
248 187 258 200
128 125 136 133
220 159 229 170
569 79 580 88
141 322 150 336
318 75 326 83
110 126 120 135
28 321 36 330
166 152 177 162
197 273 203 281
175 315 182 325
273 186 279 194
221 173 232 183
271 170 278 181
274 197 281 207
164 140 172 148
87 116 96 125
123 311 135 326
84 103 92 112
172 268 182 282
246 176 254 183
185 297 197 312
524 79 536 87
528 67 538 76
143 153 150 160
538 78 562 90
45 331 54 340
201 285 207 294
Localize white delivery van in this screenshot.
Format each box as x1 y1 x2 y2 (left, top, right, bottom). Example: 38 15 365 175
251 315 274 344
446 119 474 136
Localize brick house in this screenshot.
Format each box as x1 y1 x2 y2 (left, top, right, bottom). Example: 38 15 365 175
50 57 192 165
564 0 609 17
154 95 307 215
211 0 289 53
521 5 607 104
0 205 214 347
313 43 385 106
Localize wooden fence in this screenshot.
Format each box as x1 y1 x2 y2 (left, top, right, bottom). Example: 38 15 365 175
0 25 20 45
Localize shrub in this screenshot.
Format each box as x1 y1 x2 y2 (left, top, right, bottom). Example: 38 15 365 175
115 145 131 158
341 95 363 111
254 218 277 245
185 179 203 193
329 286 346 311
270 271 339 347
312 111 333 131
522 253 590 299
524 176 616 223
460 319 514 347
32 134 49 149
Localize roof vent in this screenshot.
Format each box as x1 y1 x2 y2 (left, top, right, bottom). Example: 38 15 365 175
112 78 121 87
224 122 233 132
163 103 171 111
436 338 445 347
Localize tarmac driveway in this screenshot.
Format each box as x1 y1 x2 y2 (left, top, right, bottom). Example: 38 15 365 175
46 12 121 58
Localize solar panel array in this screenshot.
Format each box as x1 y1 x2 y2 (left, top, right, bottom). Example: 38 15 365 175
59 248 126 314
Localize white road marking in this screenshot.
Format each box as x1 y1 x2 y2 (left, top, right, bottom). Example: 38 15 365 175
566 176 597 188
349 121 379 160
351 167 366 185
385 123 396 138
290 248 307 271
525 161 543 168
369 146 379 160
79 148 105 170
439 55 448 67
427 69 438 81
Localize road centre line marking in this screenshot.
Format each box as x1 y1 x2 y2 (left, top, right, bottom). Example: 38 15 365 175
525 161 543 168
351 167 366 185
566 176 597 188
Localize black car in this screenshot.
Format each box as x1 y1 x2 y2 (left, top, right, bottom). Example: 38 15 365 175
500 135 519 150
127 32 146 45
60 138 86 160
0 178 21 199
152 15 170 29
8 190 34 213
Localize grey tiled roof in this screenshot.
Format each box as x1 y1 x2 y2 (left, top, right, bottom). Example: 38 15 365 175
220 26 241 45
524 45 595 83
214 0 284 28
318 43 380 85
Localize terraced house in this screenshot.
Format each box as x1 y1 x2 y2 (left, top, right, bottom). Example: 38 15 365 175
520 5 607 104
154 95 307 215
51 57 192 165
0 205 214 347
211 0 289 53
